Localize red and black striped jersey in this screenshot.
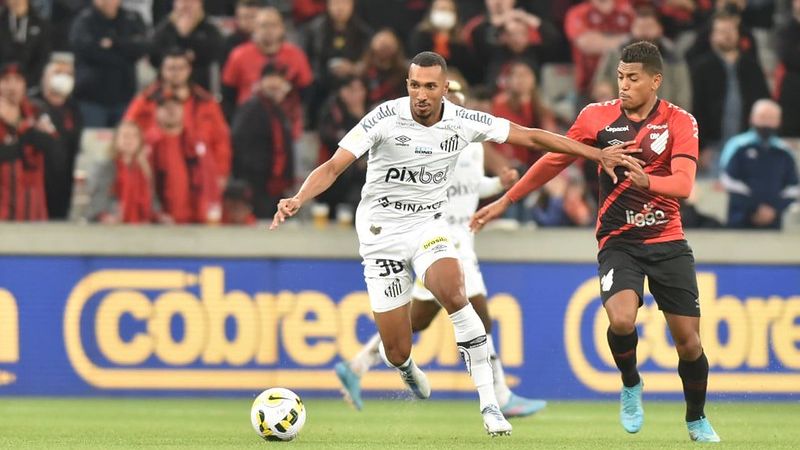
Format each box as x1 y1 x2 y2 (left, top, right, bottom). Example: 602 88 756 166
569 98 698 249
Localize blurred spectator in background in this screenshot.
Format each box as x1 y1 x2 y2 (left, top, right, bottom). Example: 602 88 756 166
409 0 472 77
491 60 557 170
231 64 294 219
222 0 260 64
655 0 714 40
51 0 88 52
564 0 633 105
720 99 799 229
125 48 230 181
221 178 256 225
31 56 83 219
122 0 155 25
690 11 769 160
293 0 326 25
222 7 312 137
462 0 558 85
316 75 367 218
0 0 50 87
359 29 407 107
150 0 222 91
355 0 429 41
776 0 800 137
147 91 221 223
680 187 723 228
685 0 758 64
485 17 544 84
594 7 692 111
0 62 57 221
69 0 147 127
530 174 594 227
303 0 371 127
94 121 159 223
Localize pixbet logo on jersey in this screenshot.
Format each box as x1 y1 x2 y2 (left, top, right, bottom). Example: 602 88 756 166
384 166 448 184
625 203 668 227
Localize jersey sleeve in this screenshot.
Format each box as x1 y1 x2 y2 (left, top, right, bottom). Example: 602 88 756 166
566 105 599 146
669 109 700 162
460 108 511 144
338 102 391 158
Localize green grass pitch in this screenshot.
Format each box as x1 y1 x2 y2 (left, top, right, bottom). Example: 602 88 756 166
1 397 798 449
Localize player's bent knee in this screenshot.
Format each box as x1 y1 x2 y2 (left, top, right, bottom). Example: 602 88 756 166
674 336 702 360
382 341 411 367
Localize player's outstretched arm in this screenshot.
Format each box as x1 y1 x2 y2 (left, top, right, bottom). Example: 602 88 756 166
270 149 357 230
505 123 641 183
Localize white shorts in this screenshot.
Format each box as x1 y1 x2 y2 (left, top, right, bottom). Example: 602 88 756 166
359 219 459 313
411 231 487 302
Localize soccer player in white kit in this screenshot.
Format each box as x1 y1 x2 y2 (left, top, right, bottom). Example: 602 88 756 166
271 52 636 436
334 83 547 418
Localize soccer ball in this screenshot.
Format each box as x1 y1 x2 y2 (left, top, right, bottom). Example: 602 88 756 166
250 387 306 441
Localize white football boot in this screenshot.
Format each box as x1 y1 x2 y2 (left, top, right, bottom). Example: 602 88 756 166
481 404 512 437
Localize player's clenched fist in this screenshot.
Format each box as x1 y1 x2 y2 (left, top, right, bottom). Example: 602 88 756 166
270 197 303 230
470 195 512 232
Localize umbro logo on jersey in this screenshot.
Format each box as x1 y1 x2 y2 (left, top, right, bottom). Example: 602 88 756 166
440 134 459 152
608 139 624 146
395 135 411 146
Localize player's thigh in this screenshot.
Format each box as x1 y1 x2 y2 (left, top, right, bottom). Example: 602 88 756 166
411 223 465 314
363 255 415 314
410 298 442 333
598 245 645 331
644 241 701 318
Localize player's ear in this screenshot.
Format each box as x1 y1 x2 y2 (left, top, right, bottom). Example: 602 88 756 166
444 80 449 95
652 73 663 92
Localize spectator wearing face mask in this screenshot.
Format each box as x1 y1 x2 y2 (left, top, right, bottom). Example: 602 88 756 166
720 99 799 229
30 56 83 219
408 0 472 77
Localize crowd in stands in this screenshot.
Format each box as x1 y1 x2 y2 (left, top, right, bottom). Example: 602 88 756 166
0 0 798 229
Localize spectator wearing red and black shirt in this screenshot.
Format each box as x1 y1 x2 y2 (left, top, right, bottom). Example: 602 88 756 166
125 48 231 180
0 62 57 221
776 0 800 137
473 42 721 443
462 0 558 85
359 29 407 108
222 7 313 138
564 0 633 98
490 60 557 169
230 64 294 219
147 92 222 224
30 57 83 220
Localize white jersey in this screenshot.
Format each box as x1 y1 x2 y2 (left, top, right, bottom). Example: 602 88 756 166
446 142 504 231
338 97 510 237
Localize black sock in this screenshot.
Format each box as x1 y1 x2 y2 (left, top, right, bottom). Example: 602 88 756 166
607 328 641 388
679 352 709 422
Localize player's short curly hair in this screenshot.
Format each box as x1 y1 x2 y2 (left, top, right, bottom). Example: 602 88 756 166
410 51 448 73
621 41 663 75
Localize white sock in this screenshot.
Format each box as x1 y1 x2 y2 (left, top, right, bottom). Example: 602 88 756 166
449 303 498 411
488 335 512 407
350 333 382 376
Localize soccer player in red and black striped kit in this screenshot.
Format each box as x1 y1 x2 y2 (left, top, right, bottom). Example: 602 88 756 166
471 41 721 442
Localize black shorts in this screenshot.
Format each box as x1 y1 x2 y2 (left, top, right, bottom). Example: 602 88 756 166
597 240 700 317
